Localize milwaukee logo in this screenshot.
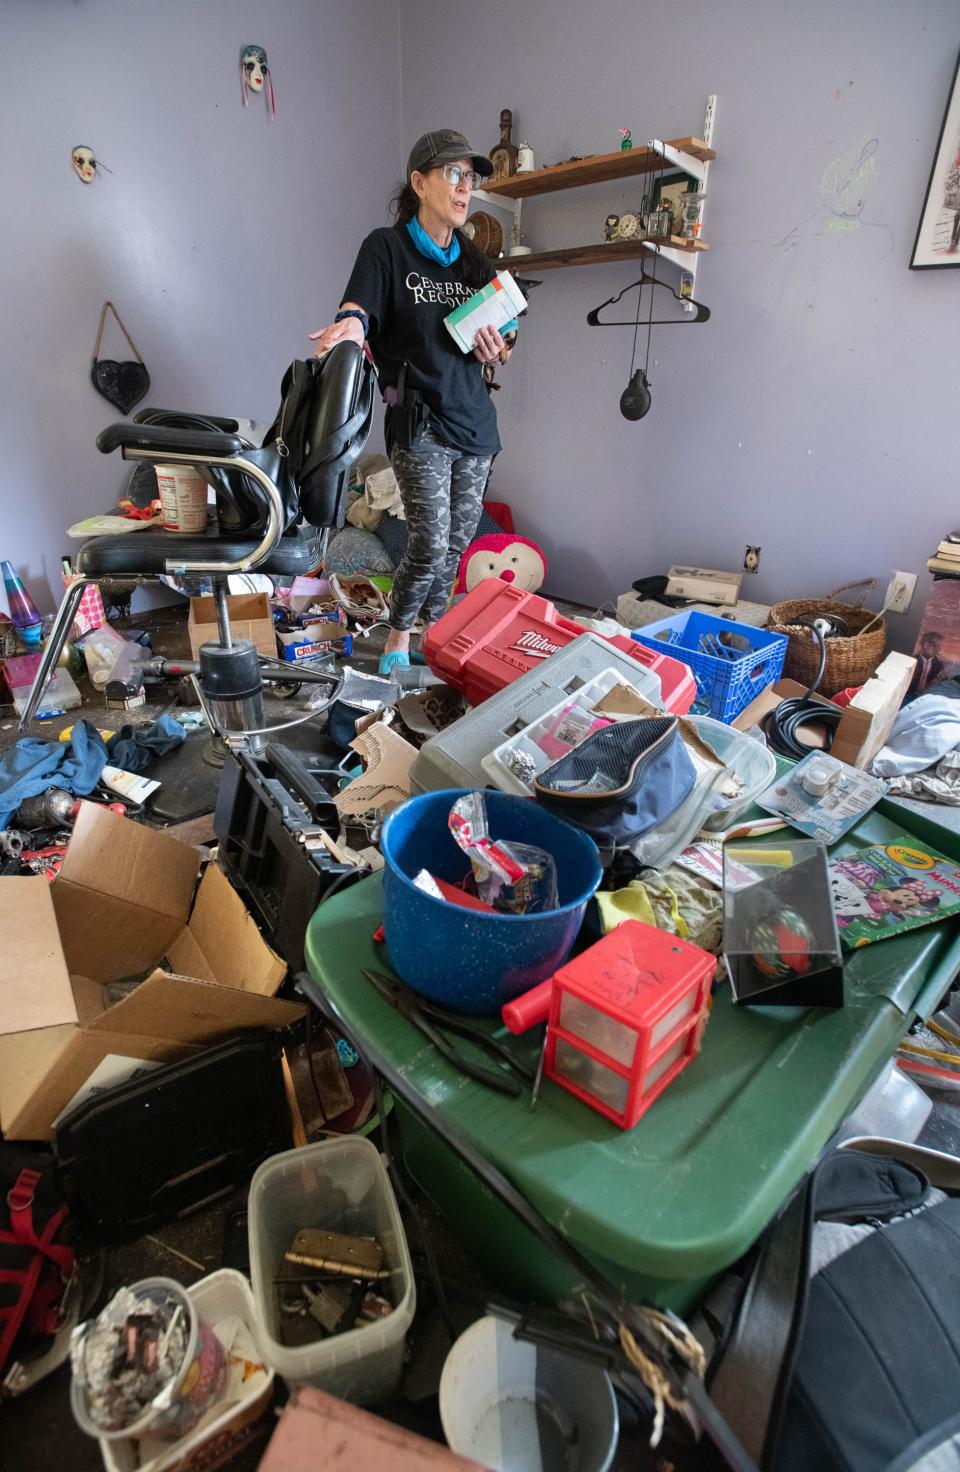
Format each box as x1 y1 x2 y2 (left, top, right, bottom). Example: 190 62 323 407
509 631 562 658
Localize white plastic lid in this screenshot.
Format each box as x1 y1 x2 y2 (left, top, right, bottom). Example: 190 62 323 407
802 760 834 795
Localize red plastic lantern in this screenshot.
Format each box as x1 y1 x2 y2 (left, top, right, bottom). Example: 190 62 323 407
503 920 714 1129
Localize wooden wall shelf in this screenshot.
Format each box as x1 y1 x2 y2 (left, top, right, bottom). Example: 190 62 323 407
481 139 716 200
504 238 708 272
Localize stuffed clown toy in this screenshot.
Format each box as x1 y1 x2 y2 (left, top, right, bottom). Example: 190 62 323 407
455 533 547 596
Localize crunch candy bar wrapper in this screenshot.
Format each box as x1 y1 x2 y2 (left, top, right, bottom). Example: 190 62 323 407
448 791 558 915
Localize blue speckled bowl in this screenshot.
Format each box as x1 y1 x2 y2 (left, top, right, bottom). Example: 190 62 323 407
381 788 602 1015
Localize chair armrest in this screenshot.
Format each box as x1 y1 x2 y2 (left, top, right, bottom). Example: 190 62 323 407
97 423 243 457
133 407 242 433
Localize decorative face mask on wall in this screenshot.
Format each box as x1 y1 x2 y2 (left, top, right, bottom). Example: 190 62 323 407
240 45 275 117
71 146 97 184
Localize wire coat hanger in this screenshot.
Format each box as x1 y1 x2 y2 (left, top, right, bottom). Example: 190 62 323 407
587 274 711 326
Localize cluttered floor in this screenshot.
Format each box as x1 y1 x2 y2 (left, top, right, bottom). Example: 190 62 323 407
5 541 960 1472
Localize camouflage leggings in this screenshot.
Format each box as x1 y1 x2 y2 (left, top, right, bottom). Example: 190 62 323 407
388 427 492 630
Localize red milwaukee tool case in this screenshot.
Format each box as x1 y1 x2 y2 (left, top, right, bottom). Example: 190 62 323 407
423 581 696 712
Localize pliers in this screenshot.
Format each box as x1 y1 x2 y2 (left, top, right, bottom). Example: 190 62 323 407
362 968 535 1097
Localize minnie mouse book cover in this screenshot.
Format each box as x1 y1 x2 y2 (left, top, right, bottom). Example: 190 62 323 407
829 837 960 948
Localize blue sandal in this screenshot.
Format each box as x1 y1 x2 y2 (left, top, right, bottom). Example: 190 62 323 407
378 648 427 675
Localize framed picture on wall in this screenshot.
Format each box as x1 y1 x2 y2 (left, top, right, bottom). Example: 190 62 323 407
648 172 697 238
910 47 960 269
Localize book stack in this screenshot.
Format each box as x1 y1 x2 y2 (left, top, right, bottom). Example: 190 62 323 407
927 537 960 577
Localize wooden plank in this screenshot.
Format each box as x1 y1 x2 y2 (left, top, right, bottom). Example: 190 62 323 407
510 238 709 272
482 139 716 199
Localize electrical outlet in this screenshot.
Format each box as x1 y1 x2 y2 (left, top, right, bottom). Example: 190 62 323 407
886 570 917 614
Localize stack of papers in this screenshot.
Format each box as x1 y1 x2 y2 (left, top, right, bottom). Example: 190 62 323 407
444 271 528 354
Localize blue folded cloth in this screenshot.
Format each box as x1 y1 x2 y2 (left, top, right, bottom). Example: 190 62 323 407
0 721 108 830
106 715 187 774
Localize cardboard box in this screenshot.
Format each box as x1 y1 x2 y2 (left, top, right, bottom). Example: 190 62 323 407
734 656 916 770
276 616 352 662
0 804 301 1139
188 593 276 660
259 1386 487 1471
829 651 916 770
732 679 841 748
335 722 417 818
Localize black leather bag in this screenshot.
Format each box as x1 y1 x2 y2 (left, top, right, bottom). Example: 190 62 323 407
261 342 376 530
90 301 150 415
133 345 375 537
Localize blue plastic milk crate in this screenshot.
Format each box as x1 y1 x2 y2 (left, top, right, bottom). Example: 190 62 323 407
630 611 788 723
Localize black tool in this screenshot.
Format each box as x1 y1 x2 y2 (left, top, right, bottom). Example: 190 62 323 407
362 969 535 1097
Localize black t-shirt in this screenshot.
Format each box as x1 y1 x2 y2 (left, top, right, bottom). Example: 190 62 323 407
341 225 501 457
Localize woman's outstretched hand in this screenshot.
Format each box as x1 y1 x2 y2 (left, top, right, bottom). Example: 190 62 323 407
308 316 365 357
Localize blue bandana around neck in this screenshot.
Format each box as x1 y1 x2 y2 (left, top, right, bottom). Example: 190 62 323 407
407 216 461 267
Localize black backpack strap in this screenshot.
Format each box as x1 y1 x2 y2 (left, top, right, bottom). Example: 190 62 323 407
300 398 374 479
708 1176 814 1469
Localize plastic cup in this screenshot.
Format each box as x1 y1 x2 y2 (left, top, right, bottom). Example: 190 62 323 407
71 1276 226 1443
156 465 209 533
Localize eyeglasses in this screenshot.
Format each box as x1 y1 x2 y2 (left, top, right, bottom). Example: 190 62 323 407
438 163 482 190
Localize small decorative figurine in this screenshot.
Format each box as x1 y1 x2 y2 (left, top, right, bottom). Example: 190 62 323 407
604 213 621 241
240 44 276 118
489 109 519 181
619 127 633 151
516 141 535 173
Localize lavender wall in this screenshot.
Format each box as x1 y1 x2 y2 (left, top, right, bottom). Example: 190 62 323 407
399 0 957 645
2 0 401 614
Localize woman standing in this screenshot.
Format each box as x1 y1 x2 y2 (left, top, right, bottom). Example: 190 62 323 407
309 129 516 673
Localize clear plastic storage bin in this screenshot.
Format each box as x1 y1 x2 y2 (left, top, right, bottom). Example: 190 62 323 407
686 715 777 831
480 666 662 796
248 1138 415 1404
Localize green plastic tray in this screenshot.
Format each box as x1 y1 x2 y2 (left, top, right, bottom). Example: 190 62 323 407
304 795 960 1311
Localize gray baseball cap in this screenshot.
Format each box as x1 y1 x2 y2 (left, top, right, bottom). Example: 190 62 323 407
406 129 493 181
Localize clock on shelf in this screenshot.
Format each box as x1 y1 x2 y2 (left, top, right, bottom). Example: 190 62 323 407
603 211 640 243
489 108 519 183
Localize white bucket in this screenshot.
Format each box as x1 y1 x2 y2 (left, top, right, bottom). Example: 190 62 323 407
156 465 208 533
439 1315 619 1472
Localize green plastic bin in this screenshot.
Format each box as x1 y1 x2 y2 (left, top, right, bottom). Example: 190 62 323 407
303 795 960 1313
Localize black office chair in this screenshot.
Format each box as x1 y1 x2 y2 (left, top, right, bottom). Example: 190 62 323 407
19 344 375 743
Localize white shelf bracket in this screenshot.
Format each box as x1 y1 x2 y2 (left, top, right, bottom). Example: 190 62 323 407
646 139 708 185
646 95 716 311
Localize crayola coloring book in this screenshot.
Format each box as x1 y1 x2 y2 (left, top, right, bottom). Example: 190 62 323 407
829 836 960 948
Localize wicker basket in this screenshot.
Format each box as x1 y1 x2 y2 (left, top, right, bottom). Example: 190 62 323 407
767 579 887 696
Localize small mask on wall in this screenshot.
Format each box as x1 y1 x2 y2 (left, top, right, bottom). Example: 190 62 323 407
71 145 99 184
240 44 276 117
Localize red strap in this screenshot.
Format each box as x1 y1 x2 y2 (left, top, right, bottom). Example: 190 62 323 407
0 1169 74 1370
7 1169 41 1216
8 1171 74 1276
